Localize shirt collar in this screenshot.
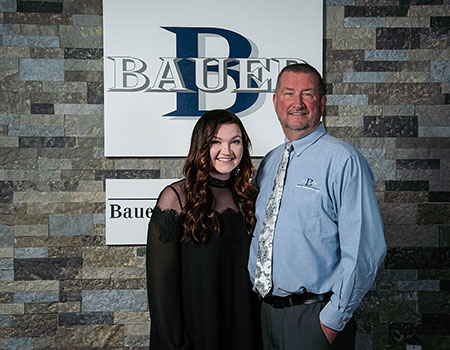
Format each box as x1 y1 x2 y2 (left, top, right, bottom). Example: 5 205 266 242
287 123 327 156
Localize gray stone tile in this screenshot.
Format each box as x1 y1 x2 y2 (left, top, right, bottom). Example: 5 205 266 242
16 1 62 13
49 214 94 236
0 58 18 70
94 213 105 225
31 91 87 105
14 247 48 259
0 225 14 247
380 203 417 225
383 105 415 116
72 14 102 26
384 225 439 247
8 125 65 137
12 314 58 337
0 315 12 327
64 59 102 71
419 126 450 137
364 116 418 138
82 289 147 312
0 148 37 170
355 332 372 350
380 301 420 323
360 149 396 181
326 0 355 4
13 24 58 37
20 136 76 148
0 258 13 269
343 72 387 83
0 180 13 203
14 257 82 280
0 269 14 281
377 269 418 281
59 25 102 49
58 311 114 326
3 35 59 48
30 47 65 59
431 61 450 83
19 59 64 81
64 115 103 137
42 81 87 93
54 103 103 115
326 94 368 106
0 136 19 147
416 105 450 122
37 159 72 170
14 290 59 303
344 17 386 27
8 337 32 350
0 169 62 181
125 334 150 347
365 49 408 61
0 92 30 114
0 114 18 126
398 280 440 292
0 0 16 12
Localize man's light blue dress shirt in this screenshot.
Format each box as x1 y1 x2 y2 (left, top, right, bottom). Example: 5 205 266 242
248 123 387 331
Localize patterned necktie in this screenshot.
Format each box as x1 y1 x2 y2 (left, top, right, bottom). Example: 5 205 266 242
255 141 293 297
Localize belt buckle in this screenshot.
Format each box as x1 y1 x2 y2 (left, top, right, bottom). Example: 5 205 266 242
289 293 306 306
272 298 285 309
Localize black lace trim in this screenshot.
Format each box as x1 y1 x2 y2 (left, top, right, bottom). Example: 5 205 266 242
208 176 231 188
152 206 247 244
151 206 183 244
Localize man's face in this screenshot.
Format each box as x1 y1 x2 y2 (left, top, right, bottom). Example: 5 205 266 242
273 71 326 141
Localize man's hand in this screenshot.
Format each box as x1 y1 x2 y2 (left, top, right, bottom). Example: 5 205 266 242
320 321 338 344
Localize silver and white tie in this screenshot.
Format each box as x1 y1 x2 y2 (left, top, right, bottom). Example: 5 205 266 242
254 141 293 297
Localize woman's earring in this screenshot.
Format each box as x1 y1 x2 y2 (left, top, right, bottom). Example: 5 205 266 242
234 166 240 176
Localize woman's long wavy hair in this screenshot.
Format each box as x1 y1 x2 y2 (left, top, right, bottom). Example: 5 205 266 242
181 109 258 243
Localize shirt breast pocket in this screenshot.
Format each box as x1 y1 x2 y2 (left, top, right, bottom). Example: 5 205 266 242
285 185 321 233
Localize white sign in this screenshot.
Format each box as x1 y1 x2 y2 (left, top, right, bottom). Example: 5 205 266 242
106 179 177 245
103 0 323 156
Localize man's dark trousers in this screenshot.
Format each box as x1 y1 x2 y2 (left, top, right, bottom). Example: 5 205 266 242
261 301 356 350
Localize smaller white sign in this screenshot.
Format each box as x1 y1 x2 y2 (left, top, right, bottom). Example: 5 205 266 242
106 178 178 245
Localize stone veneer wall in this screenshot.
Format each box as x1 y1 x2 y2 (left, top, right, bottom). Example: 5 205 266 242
0 0 449 349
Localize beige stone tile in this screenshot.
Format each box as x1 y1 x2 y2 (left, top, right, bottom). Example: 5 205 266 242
0 247 13 259
386 16 430 28
25 280 59 291
81 267 145 279
387 72 429 83
69 191 104 203
0 136 19 147
114 311 150 325
408 5 450 16
14 191 70 203
0 303 24 315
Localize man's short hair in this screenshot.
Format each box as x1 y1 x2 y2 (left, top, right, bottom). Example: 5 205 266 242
274 63 326 97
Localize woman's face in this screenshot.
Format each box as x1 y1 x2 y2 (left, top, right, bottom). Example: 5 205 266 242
209 123 244 180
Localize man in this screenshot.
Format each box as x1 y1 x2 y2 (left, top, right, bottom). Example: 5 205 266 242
248 63 386 349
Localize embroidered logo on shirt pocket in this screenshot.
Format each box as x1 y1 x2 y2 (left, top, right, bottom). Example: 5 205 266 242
296 178 320 193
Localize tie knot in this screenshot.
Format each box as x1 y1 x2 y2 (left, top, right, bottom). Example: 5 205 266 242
285 141 293 153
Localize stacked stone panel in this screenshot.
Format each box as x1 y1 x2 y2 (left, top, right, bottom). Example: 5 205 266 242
325 1 450 349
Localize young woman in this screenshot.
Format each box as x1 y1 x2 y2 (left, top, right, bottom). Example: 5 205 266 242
146 109 261 350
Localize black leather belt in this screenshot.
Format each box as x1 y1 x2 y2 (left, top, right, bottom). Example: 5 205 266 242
261 292 332 308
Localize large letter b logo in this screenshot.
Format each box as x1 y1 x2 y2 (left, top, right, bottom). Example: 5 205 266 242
162 27 259 117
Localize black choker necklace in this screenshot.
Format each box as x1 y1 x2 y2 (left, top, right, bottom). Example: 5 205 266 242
208 176 231 188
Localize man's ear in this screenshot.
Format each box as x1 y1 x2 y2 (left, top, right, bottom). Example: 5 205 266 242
320 95 327 115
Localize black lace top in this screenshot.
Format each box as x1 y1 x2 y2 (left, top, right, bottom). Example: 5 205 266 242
146 179 261 350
